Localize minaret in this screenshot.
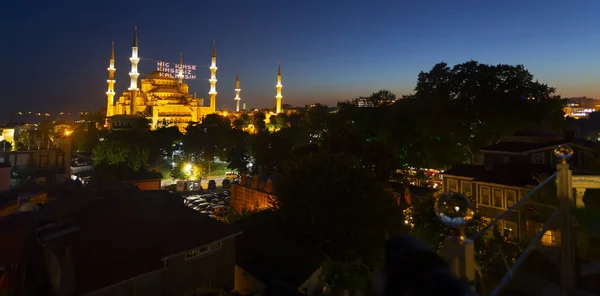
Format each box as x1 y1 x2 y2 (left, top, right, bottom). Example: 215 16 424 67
128 26 140 91
177 52 184 83
276 62 283 114
208 40 218 113
128 26 140 115
234 72 241 112
106 41 116 118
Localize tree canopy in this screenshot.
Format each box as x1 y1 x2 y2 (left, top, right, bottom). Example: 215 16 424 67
91 140 149 177
384 61 565 168
273 152 403 264
410 61 564 163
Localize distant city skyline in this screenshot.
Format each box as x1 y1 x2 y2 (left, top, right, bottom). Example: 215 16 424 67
2 0 600 118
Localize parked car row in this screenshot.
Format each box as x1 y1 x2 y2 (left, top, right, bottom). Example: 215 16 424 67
183 190 230 219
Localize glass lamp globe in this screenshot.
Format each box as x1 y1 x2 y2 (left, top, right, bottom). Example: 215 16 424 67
553 145 573 163
435 192 474 230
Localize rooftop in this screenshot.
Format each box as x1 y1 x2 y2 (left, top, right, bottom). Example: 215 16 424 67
444 163 555 187
480 138 596 153
39 188 240 294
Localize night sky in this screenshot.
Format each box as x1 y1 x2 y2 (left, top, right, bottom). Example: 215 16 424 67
2 0 600 119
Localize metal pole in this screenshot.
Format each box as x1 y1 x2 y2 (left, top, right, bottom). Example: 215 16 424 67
557 162 576 294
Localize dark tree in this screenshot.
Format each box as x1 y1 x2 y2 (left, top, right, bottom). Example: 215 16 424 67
239 113 252 126
287 112 303 128
232 118 245 130
150 126 182 158
274 152 403 264
303 104 332 144
183 122 206 156
226 129 250 173
249 131 294 175
391 61 565 167
368 89 396 107
272 113 289 130
71 122 99 153
252 112 267 132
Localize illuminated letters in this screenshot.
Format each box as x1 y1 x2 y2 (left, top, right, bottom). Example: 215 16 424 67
156 61 197 80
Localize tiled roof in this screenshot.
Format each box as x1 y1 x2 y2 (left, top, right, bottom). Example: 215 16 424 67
480 138 596 153
444 164 555 187
39 189 239 294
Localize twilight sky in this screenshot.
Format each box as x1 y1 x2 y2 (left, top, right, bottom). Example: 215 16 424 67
2 0 600 118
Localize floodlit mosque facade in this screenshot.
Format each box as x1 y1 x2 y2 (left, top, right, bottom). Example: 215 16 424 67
105 27 284 131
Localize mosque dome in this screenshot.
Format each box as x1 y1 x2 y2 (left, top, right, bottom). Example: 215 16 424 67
146 71 176 80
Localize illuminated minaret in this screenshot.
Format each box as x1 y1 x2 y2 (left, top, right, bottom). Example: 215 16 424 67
234 72 241 112
177 52 184 83
106 41 116 118
128 26 140 115
128 26 140 91
208 40 218 113
276 62 283 114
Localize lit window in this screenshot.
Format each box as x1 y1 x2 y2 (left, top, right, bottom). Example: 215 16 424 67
447 179 458 192
541 230 561 246
461 181 472 197
505 190 516 209
493 189 503 208
480 187 491 206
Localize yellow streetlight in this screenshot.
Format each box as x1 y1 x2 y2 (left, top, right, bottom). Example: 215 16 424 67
64 130 72 136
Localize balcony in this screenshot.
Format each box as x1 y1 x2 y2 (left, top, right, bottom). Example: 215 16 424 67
441 145 600 295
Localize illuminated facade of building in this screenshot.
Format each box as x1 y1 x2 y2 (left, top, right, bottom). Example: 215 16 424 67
106 27 218 131
564 97 600 119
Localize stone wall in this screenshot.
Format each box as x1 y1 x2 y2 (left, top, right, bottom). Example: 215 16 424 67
230 184 274 214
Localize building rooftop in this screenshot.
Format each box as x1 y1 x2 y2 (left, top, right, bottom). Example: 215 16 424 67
444 163 555 187
39 188 240 294
480 138 596 153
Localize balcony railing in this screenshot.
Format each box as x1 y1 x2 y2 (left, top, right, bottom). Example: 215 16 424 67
440 145 578 296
